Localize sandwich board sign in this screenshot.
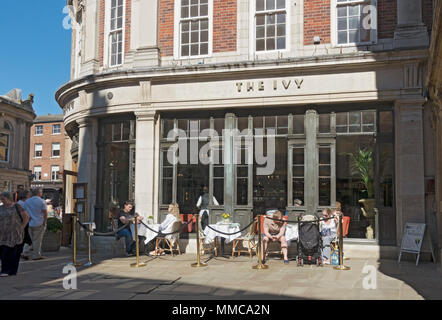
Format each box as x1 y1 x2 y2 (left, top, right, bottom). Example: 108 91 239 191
398 223 426 266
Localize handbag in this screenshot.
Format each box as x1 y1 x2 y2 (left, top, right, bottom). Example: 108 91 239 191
14 204 32 246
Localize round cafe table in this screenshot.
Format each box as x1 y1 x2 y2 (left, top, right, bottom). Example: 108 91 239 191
204 223 241 256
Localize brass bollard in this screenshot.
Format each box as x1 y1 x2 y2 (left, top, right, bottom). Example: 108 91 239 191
191 214 208 268
69 213 82 267
131 217 147 268
334 213 351 271
253 215 269 270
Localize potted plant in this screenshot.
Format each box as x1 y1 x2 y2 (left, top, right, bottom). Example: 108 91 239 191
350 148 377 239
42 217 63 252
221 213 231 224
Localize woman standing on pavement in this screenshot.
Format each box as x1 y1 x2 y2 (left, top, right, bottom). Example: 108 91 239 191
0 192 30 277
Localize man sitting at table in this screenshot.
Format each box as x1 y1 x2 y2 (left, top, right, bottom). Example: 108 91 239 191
263 210 289 264
117 201 143 257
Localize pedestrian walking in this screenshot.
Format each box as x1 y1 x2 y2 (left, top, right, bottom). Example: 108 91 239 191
17 191 32 259
0 192 30 277
23 188 47 260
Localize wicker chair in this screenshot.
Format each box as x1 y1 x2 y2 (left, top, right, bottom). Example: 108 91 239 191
155 221 183 256
232 220 257 259
198 217 218 257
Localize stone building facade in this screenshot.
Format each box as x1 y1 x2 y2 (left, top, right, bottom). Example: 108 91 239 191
57 0 438 257
0 89 36 192
29 114 65 203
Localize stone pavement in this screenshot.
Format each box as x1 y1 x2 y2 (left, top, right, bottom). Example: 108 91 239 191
0 247 441 300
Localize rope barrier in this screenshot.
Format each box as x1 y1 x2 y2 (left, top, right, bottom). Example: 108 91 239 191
76 219 132 236
264 215 337 224
205 219 255 236
139 215 196 236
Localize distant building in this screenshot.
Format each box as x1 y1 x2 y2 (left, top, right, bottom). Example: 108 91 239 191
29 114 65 204
0 89 36 192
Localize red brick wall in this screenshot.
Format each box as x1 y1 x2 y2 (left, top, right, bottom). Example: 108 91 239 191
304 0 331 45
99 0 132 66
213 0 237 53
125 0 132 54
422 0 433 34
29 122 65 183
158 0 175 57
99 0 105 66
378 0 397 39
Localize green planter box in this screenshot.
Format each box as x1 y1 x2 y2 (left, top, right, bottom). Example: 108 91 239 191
42 231 62 252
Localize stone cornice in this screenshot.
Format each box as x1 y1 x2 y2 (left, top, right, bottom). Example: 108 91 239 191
55 49 429 107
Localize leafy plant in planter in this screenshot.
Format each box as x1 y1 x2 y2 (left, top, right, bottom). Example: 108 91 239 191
350 148 374 199
42 217 63 252
350 148 376 239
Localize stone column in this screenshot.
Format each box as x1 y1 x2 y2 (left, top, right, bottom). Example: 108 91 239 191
134 110 158 220
394 0 429 49
394 99 426 245
305 110 318 215
80 0 99 76
76 117 98 223
131 0 160 67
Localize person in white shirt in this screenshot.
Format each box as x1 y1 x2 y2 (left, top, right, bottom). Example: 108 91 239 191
23 188 47 260
150 203 180 256
196 186 219 231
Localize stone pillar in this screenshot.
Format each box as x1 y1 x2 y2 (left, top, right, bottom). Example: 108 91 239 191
305 110 318 215
131 0 160 67
394 0 429 49
80 0 99 76
76 117 98 222
134 110 158 220
394 99 426 245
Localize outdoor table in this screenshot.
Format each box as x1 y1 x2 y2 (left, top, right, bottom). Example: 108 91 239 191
131 223 161 245
204 223 241 256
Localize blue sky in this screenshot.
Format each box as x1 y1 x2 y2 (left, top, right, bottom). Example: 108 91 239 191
0 1 71 116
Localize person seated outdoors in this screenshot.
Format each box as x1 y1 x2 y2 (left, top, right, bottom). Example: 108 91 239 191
149 203 180 256
117 201 143 257
263 210 289 264
320 208 338 264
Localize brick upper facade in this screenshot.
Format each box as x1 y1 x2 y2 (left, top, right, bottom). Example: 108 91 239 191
29 117 65 186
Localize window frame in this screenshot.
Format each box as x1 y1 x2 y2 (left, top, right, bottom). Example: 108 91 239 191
0 132 10 163
34 144 43 159
250 0 291 55
174 0 213 60
331 0 378 47
52 124 61 135
34 166 42 181
51 165 60 181
51 143 61 158
104 0 126 68
35 125 43 136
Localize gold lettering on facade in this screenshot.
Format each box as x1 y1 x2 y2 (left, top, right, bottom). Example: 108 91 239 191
258 81 265 91
273 80 278 90
236 82 243 92
295 79 304 89
247 82 254 92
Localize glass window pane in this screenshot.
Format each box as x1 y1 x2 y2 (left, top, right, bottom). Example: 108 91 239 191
237 178 248 205
182 22 190 32
319 114 331 133
276 37 286 49
277 24 286 36
293 115 305 134
256 39 265 51
257 26 265 38
319 178 331 206
162 179 173 204
214 179 224 205
337 6 347 17
256 15 265 26
349 16 359 29
338 31 348 44
293 147 304 165
256 0 265 11
338 18 347 30
200 30 208 42
266 14 275 25
266 38 275 50
190 5 199 17
182 32 189 44
293 179 304 206
200 42 208 55
349 29 358 43
200 4 208 16
276 0 285 9
181 45 189 56
349 5 359 16
319 147 330 165
191 44 199 55
266 0 275 10
254 116 264 130
267 25 275 37
277 13 286 24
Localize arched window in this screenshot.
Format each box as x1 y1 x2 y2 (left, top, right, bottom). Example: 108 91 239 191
0 120 12 162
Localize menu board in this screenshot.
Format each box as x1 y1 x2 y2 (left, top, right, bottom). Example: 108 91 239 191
400 223 426 253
